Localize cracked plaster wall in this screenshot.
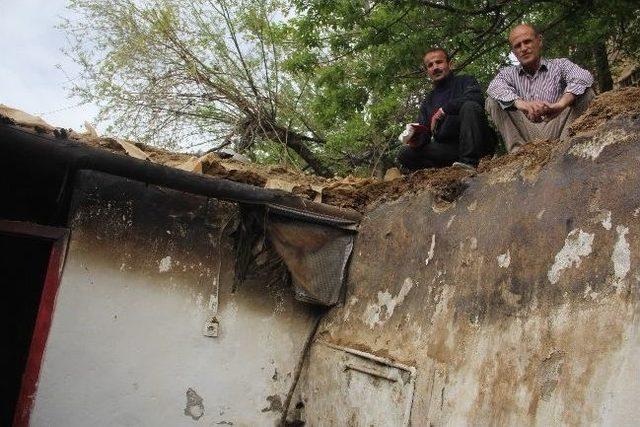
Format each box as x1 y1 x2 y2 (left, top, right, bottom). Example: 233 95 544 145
313 117 640 425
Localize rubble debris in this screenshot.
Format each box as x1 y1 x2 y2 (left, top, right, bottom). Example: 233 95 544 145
1 87 638 214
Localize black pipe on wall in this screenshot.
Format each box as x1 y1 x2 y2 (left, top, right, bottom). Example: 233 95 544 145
0 124 361 228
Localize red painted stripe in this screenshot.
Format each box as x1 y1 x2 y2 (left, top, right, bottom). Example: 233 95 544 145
12 229 68 427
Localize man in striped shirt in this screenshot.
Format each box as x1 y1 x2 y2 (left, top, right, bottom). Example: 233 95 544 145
486 24 595 153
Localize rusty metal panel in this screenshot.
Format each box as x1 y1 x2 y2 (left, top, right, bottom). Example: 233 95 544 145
268 216 355 306
287 340 416 426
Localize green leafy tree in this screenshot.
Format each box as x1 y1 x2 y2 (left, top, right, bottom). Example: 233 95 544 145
63 0 640 177
63 0 332 176
280 0 640 173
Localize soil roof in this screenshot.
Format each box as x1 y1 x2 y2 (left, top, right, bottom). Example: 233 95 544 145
2 86 639 214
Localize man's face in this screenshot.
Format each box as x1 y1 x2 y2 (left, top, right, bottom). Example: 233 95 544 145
423 50 451 83
509 26 542 69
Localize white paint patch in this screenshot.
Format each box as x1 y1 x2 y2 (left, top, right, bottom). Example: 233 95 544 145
425 235 436 266
467 201 477 212
158 256 172 273
446 215 456 229
536 209 545 220
469 237 478 251
634 208 640 218
568 128 630 160
547 229 595 284
601 211 612 230
612 225 630 281
343 296 359 322
363 278 414 329
497 250 511 269
582 285 599 300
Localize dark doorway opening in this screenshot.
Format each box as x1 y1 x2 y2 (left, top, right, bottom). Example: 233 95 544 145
0 233 51 425
0 222 68 427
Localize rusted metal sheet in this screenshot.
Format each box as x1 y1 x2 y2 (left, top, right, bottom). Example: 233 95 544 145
268 216 355 306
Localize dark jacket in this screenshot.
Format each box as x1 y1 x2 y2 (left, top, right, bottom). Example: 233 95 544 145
414 73 485 146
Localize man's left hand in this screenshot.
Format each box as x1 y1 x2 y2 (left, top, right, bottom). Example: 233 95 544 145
542 92 577 121
541 102 566 121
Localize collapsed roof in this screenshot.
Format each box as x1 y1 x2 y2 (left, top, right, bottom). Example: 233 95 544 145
4 86 640 214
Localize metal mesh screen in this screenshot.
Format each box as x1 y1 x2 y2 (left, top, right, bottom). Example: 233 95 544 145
267 215 355 306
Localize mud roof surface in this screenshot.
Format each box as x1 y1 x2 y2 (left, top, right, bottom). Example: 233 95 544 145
2 86 639 214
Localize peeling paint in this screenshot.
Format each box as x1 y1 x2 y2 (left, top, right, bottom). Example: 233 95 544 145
536 351 565 402
184 388 205 420
601 211 612 230
469 237 478 251
547 229 595 284
612 225 630 282
497 250 511 269
159 256 172 273
343 296 359 321
536 209 545 220
261 394 283 413
425 235 436 266
363 278 414 328
568 128 631 160
467 201 478 212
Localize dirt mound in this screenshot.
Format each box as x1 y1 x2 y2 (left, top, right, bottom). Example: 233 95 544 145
2 87 638 214
569 86 640 136
321 167 473 211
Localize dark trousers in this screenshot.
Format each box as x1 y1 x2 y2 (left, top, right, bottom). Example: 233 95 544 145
397 101 495 171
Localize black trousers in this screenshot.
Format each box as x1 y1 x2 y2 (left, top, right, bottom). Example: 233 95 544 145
397 101 495 171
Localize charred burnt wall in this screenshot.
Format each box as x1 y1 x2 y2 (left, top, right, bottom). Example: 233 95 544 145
293 115 640 425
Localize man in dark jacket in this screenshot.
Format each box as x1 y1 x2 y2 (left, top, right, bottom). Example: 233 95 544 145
397 48 495 171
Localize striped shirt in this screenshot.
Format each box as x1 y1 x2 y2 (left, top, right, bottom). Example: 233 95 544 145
487 58 594 108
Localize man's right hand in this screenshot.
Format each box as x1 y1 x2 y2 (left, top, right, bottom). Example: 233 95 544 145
514 99 548 123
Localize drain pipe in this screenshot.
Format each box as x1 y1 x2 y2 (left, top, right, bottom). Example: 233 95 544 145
0 124 361 227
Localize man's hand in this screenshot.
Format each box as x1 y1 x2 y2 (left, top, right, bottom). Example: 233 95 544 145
430 108 445 132
514 99 548 122
543 92 576 121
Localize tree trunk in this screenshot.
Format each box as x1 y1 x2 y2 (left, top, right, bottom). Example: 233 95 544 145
592 41 613 92
280 132 333 178
259 123 333 177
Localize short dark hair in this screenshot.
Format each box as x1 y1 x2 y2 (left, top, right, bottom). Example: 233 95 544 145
423 48 450 62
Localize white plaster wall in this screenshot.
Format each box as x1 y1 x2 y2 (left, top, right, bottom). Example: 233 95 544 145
30 238 316 426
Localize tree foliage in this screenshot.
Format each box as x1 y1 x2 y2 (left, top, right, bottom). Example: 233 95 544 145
63 0 640 176
63 0 332 175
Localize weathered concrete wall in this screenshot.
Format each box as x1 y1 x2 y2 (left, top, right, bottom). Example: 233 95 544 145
305 117 640 425
31 172 318 426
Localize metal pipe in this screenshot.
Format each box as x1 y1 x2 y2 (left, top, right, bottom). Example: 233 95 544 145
0 124 361 227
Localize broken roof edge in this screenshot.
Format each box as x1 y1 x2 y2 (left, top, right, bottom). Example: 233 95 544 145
0 123 362 228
